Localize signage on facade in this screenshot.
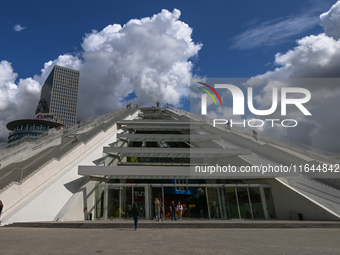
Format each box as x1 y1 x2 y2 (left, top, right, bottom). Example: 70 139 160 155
36 113 54 120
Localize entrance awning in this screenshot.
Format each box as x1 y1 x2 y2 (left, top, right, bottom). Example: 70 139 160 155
78 165 244 179
117 134 222 142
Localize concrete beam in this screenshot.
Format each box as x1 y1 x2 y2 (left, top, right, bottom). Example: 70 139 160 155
103 147 251 158
116 134 222 142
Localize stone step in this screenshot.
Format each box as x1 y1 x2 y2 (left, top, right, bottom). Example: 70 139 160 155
5 221 340 229
285 177 340 216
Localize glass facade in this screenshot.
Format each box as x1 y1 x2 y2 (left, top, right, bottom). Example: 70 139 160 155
96 183 275 220
264 188 277 219
134 187 146 218
248 187 265 219
224 187 240 219
184 187 208 218
7 122 57 145
237 187 252 219
207 188 221 219
121 187 133 218
108 187 120 219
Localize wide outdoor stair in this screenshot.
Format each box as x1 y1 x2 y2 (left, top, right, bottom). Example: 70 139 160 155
0 107 138 193
267 144 313 162
0 147 57 190
219 126 331 164
169 107 339 165
0 136 82 191
279 176 340 216
230 129 266 145
5 220 340 229
230 128 338 165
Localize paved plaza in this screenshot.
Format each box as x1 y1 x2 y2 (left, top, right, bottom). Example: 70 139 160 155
1 227 340 255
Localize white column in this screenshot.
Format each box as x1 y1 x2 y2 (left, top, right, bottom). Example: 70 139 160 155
104 185 108 220
260 186 269 220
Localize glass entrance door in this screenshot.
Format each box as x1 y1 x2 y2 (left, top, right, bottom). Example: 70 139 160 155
134 187 146 218
121 187 133 219
236 187 252 219
264 188 276 219
185 187 209 219
108 187 120 219
106 186 146 219
224 187 240 219
224 186 269 220
248 187 265 219
206 187 221 219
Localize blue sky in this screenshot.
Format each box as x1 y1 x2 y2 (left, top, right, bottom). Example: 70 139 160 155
1 0 340 152
1 0 333 80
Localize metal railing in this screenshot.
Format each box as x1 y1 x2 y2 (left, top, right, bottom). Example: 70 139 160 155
169 106 339 164
0 106 138 165
0 106 139 191
0 129 63 164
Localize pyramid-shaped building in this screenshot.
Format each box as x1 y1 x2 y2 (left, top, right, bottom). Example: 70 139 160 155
1 106 339 223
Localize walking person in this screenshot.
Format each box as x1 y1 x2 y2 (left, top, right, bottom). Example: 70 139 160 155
252 130 257 142
159 198 164 221
132 202 140 230
170 201 177 221
176 201 183 221
156 101 160 108
154 198 161 222
0 200 3 225
226 121 231 132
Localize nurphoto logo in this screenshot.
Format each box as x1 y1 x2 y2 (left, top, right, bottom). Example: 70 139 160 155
196 79 312 128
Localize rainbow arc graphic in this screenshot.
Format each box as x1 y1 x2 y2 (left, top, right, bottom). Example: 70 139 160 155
197 82 222 106
198 82 222 115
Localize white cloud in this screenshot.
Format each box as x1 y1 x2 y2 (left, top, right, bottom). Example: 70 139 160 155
0 9 202 142
320 0 340 40
13 24 26 32
77 9 201 119
0 61 40 141
230 16 319 50
244 1 340 153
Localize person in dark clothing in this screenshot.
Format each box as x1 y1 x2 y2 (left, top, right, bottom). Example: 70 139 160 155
211 201 218 219
132 202 140 230
169 201 177 221
159 198 164 221
252 129 258 142
226 121 231 132
0 200 3 225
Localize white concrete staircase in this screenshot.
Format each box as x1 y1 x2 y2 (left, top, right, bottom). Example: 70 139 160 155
278 176 340 217
169 107 338 165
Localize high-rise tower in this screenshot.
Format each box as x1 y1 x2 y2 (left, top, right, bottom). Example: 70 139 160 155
35 65 80 128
